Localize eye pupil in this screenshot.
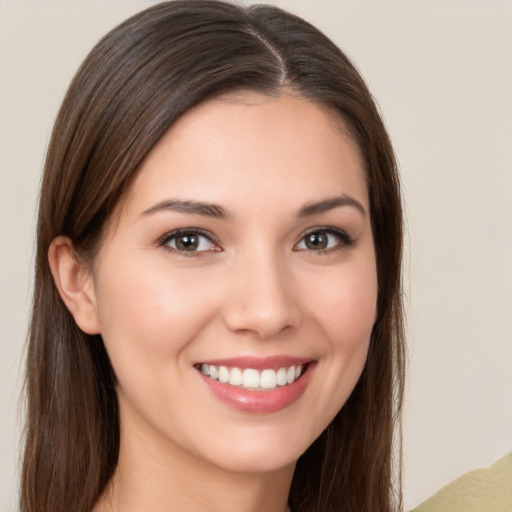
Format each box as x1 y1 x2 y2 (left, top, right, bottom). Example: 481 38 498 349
306 232 328 250
176 234 199 251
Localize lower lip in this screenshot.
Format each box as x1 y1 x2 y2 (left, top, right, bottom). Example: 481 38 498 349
199 364 315 414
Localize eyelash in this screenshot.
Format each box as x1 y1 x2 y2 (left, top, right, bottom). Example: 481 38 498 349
156 228 219 257
294 227 355 255
156 227 355 257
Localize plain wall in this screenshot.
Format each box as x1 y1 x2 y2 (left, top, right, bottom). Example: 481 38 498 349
1 1 511 510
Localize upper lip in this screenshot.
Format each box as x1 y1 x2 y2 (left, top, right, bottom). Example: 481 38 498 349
195 355 314 370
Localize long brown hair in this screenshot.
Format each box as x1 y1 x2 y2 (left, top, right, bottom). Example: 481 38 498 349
22 2 404 511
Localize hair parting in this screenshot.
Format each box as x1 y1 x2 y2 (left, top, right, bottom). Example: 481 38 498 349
22 2 405 511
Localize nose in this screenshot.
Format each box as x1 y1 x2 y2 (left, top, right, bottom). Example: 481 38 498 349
222 251 300 340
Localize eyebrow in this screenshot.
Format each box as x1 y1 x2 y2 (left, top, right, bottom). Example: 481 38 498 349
139 199 231 220
139 194 366 221
298 195 366 217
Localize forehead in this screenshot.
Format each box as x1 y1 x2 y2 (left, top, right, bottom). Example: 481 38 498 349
117 92 367 221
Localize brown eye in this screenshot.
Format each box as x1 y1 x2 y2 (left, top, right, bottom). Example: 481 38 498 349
304 232 328 250
161 230 217 253
295 229 353 252
175 234 200 251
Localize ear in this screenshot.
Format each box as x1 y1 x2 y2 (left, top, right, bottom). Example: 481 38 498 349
48 236 101 335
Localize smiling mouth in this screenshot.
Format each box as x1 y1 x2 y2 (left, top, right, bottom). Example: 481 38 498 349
195 363 308 391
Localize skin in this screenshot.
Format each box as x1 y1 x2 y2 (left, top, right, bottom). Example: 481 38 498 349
50 92 378 512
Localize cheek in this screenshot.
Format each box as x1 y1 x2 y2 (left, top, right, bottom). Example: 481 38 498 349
314 257 378 347
314 254 377 384
288 255 377 444
93 258 222 363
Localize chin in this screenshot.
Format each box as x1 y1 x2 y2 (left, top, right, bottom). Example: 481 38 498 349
210 448 299 475
192 421 316 476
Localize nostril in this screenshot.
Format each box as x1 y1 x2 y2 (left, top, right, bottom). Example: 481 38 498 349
221 263 300 335
222 299 299 340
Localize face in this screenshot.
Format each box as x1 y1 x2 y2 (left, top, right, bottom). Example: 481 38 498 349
89 93 377 476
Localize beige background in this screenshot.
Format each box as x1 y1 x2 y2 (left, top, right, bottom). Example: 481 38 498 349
1 0 511 510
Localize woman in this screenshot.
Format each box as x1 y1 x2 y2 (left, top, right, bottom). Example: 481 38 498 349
22 1 404 511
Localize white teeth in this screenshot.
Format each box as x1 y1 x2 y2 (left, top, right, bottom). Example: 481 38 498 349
243 368 260 389
209 365 219 380
218 366 229 383
199 363 306 390
229 367 243 386
276 367 287 386
260 369 277 389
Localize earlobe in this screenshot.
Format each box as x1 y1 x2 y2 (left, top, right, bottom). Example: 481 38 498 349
48 236 101 335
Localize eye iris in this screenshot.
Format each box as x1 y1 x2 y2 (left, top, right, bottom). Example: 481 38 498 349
175 234 199 251
305 232 328 250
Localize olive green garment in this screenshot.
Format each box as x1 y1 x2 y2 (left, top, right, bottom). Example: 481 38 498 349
411 452 512 512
